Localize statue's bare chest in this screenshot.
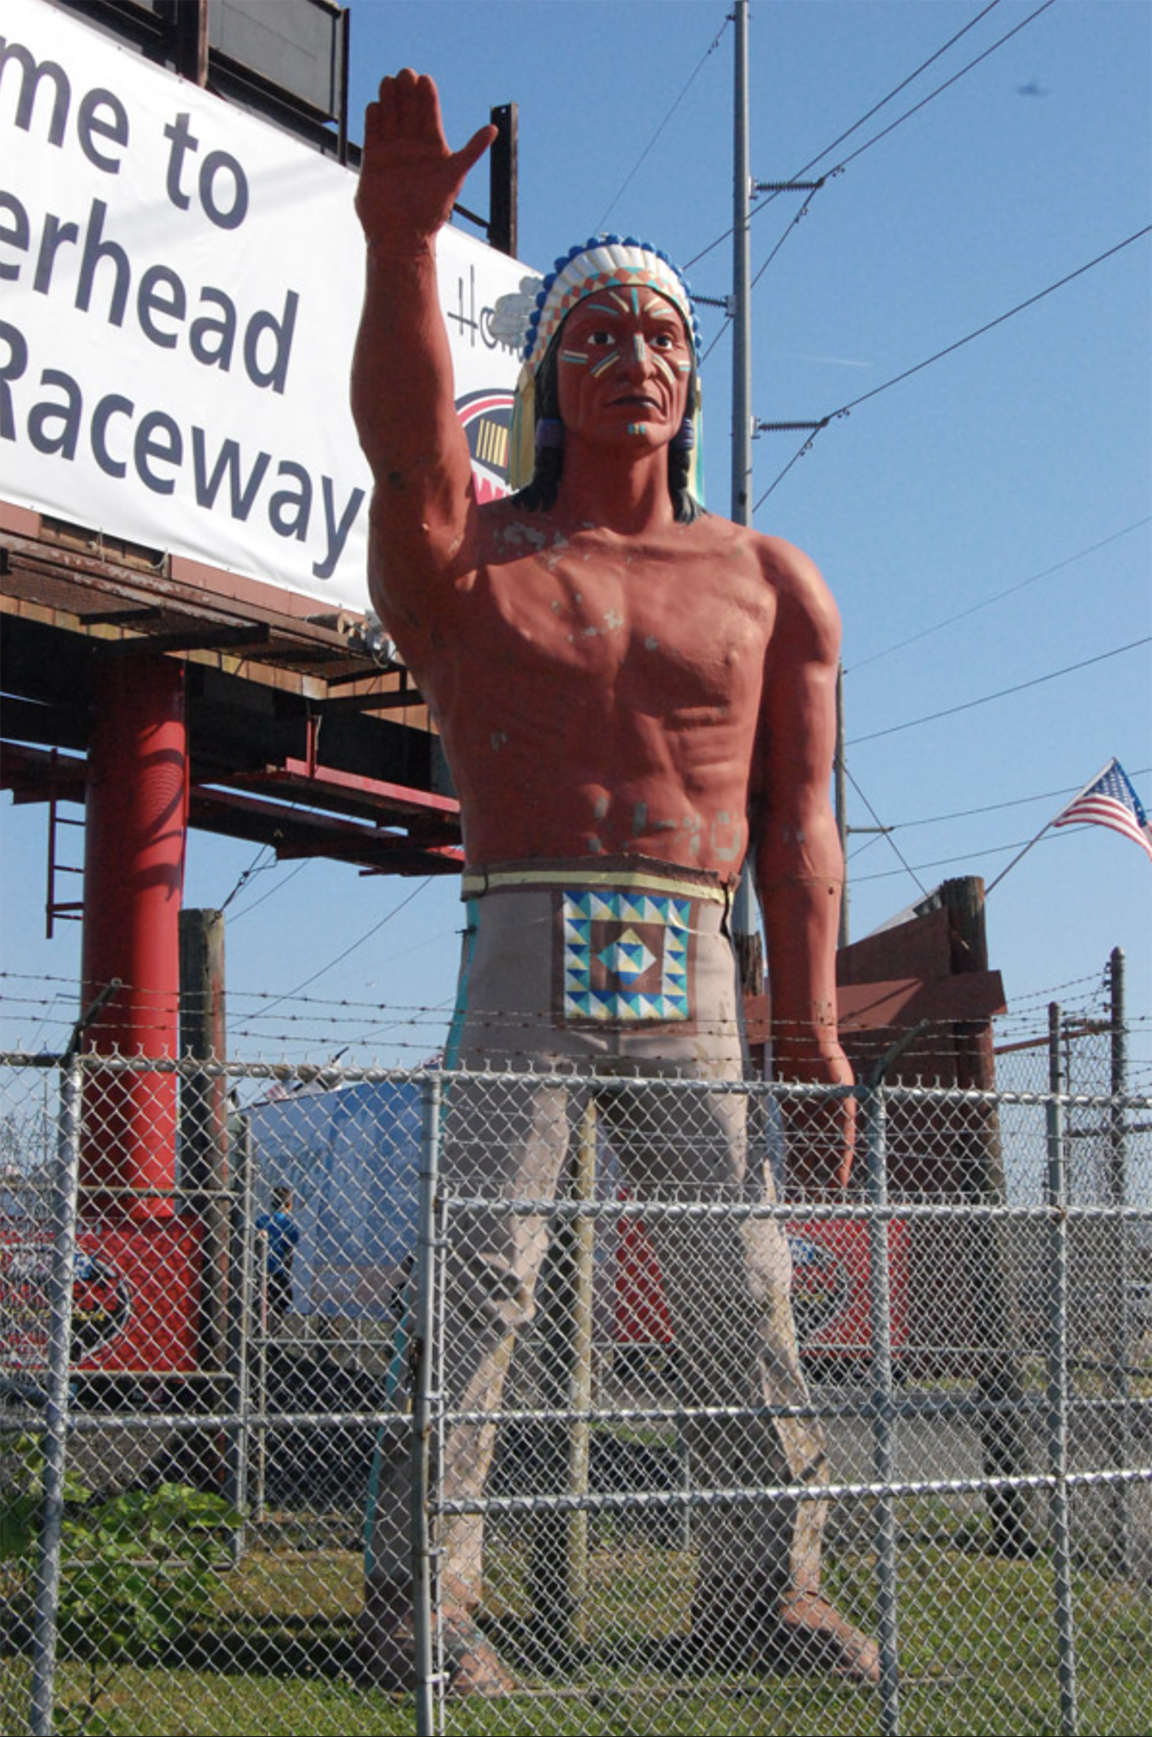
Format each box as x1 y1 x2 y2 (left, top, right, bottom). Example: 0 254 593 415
463 538 773 721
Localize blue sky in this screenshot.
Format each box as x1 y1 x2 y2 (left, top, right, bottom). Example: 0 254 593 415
2 0 1149 1076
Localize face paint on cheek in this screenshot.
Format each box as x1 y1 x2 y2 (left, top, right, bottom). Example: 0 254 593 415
590 350 620 378
651 353 676 386
559 351 589 365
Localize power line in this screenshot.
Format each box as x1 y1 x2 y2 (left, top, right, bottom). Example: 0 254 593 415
698 183 829 368
848 768 1152 847
753 227 1152 510
595 12 730 232
846 519 1152 675
753 425 826 506
832 227 1152 420
824 0 1057 180
229 857 313 922
848 638 1151 747
843 763 930 900
851 819 1143 886
219 842 274 912
783 0 1007 186
254 877 432 1019
683 0 1019 273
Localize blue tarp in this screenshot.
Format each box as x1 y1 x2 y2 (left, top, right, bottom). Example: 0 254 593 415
246 1079 422 1316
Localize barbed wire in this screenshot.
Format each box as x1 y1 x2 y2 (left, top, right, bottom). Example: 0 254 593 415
2 988 1142 1054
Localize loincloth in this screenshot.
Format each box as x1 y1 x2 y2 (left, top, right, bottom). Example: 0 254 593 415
449 855 745 1069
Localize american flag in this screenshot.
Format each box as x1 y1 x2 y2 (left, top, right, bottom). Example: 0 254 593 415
1052 758 1152 862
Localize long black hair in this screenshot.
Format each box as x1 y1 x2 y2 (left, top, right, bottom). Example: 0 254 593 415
510 334 704 525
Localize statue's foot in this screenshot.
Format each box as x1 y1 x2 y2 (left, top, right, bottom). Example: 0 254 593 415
358 1598 515 1696
687 1585 880 1684
765 1591 881 1683
441 1610 517 1696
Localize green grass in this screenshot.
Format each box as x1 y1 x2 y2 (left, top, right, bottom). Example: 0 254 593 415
3 1530 1149 1737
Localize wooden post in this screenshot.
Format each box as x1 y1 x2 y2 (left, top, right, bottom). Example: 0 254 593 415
528 1100 597 1658
940 877 1033 1555
179 908 229 1368
488 103 518 258
565 1101 597 1643
172 0 209 87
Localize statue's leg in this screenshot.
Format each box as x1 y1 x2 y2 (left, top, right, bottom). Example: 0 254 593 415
606 1073 876 1678
360 1070 574 1690
601 1073 826 1587
598 896 878 1681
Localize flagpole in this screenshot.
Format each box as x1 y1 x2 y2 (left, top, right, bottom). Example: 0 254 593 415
985 760 1115 896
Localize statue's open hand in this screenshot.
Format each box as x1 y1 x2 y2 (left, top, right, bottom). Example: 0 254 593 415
357 70 497 248
781 1049 857 1195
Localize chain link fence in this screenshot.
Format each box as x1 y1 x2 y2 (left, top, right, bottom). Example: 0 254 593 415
1 1022 1149 1735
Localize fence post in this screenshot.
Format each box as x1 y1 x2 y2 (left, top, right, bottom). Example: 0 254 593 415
938 881 1032 1555
565 1099 597 1646
178 910 230 1370
28 1050 83 1737
252 1228 269 1526
1106 947 1132 1578
529 1097 596 1660
224 1113 255 1566
863 1074 901 1737
1046 1002 1078 1737
411 1073 442 1737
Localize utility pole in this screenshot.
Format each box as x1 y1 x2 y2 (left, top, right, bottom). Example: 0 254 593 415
836 664 849 948
730 0 763 993
728 0 831 957
731 0 753 531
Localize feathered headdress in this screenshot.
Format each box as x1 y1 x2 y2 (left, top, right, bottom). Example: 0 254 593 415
495 235 704 499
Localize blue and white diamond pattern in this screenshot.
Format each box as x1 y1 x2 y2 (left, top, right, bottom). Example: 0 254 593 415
561 891 691 1022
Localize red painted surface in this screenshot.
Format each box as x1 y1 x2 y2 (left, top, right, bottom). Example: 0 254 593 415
80 658 188 1217
615 1211 674 1344
616 1212 909 1358
0 1217 200 1374
787 1218 910 1360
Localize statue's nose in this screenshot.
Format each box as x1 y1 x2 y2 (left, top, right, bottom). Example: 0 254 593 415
620 333 652 374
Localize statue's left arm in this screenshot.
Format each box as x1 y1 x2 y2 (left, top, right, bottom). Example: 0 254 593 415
752 539 855 1189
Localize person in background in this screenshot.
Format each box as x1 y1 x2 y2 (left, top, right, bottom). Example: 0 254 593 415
256 1186 299 1327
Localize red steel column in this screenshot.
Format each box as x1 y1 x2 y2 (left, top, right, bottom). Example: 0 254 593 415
80 656 189 1218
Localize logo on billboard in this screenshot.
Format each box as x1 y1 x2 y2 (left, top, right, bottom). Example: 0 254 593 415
0 1234 133 1368
456 389 514 504
788 1235 851 1341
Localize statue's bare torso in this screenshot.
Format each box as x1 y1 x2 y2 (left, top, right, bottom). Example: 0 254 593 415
387 501 804 873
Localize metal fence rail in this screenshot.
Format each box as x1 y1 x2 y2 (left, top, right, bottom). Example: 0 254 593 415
1 1031 1149 1737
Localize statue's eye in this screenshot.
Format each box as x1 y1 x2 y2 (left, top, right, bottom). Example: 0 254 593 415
650 331 677 350
587 330 616 347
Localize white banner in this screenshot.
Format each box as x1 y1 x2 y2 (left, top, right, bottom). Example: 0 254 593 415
0 0 530 612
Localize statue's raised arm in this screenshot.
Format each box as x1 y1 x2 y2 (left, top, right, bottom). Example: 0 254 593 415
351 72 496 626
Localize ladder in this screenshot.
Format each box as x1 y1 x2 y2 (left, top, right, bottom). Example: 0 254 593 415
46 753 85 939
